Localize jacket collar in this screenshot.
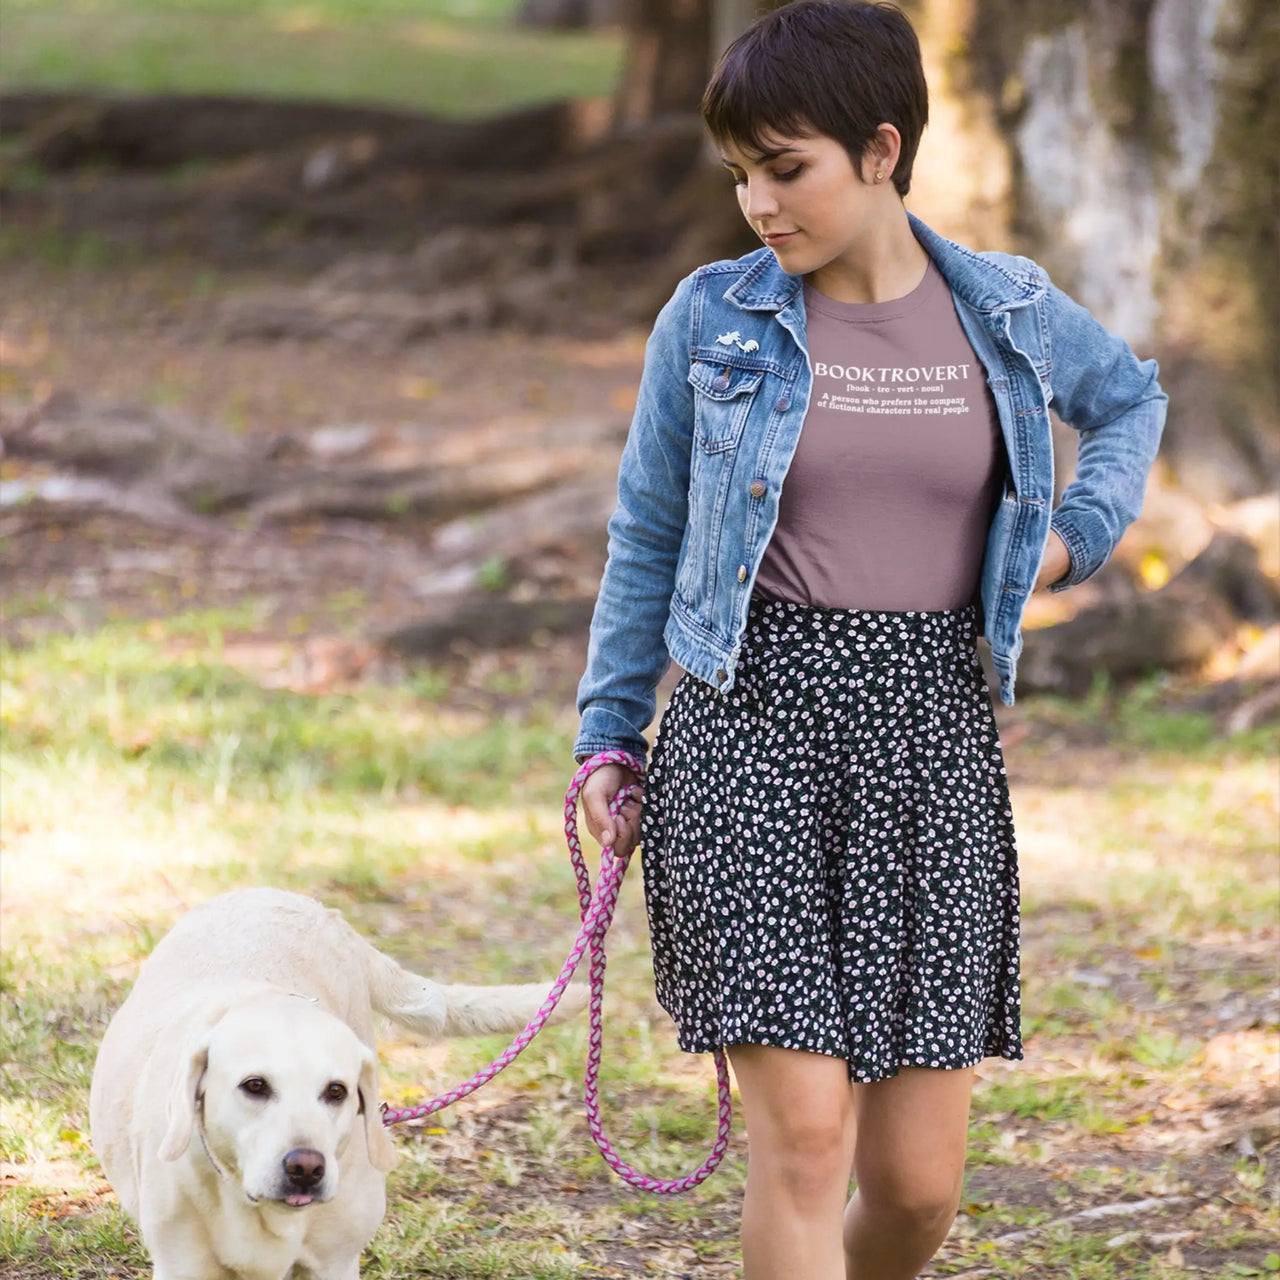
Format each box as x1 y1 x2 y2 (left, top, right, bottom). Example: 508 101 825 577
722 212 1045 314
721 247 803 312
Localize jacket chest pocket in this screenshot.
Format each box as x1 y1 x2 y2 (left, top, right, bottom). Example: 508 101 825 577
1005 307 1054 406
688 360 765 453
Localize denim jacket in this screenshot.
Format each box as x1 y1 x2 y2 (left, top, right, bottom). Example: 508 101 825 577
574 212 1167 765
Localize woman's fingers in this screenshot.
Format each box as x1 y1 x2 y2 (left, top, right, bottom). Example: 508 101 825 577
587 793 614 846
579 768 644 853
583 771 623 845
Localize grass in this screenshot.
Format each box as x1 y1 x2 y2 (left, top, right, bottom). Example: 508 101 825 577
2 609 1278 1276
0 0 625 117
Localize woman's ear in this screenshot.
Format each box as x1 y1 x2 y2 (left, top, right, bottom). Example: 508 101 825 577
358 1051 398 1174
864 122 903 183
158 1042 208 1161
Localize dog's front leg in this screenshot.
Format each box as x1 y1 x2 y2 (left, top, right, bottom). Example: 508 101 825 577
142 1205 238 1280
298 1258 361 1280
151 1267 235 1280
148 1238 237 1280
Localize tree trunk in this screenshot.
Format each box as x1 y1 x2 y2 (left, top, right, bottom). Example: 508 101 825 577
711 0 762 63
966 0 1280 501
516 0 622 28
614 0 713 127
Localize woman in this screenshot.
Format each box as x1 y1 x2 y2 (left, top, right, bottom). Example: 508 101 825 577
573 3 1166 1276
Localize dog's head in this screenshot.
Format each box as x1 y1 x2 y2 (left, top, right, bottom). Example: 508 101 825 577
158 994 398 1206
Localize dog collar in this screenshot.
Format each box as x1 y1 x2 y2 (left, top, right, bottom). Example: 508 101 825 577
195 1100 235 1184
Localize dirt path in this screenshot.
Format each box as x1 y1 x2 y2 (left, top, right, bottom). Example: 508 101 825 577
1 253 643 684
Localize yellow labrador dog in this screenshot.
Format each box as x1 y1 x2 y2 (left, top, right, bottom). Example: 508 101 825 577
90 887 577 1279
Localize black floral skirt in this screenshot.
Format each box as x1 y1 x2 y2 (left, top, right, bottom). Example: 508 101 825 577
639 593 1024 1082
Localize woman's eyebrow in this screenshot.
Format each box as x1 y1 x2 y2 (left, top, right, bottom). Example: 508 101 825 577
720 146 803 167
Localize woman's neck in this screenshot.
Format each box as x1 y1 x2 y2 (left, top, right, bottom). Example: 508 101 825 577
805 207 930 305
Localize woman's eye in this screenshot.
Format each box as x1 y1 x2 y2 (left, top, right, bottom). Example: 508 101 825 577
774 164 804 182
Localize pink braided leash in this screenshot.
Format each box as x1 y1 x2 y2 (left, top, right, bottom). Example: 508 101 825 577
381 749 733 1194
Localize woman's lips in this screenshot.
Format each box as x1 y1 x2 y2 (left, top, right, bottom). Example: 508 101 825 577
763 231 797 247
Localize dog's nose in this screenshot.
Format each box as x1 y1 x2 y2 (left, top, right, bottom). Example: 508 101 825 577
282 1148 326 1188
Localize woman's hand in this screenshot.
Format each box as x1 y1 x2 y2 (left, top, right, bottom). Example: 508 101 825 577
579 763 644 858
1034 528 1073 591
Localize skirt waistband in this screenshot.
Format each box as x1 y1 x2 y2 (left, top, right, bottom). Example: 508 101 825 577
747 592 979 649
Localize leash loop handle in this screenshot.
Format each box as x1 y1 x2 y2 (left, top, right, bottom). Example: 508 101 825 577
382 749 732 1195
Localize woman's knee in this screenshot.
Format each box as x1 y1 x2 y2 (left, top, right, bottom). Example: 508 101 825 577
848 1065 972 1226
757 1112 856 1200
851 1166 962 1227
730 1045 856 1200
745 1098 855 1196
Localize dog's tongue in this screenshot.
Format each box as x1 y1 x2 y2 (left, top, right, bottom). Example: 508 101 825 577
285 1194 313 1207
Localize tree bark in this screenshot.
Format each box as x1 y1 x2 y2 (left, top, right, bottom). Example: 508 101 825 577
614 0 713 127
965 0 1280 501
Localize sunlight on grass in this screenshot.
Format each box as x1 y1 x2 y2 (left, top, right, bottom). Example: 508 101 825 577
0 616 749 1274
1014 751 1277 933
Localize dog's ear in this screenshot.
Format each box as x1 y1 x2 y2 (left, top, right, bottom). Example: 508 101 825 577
158 1041 208 1162
358 1050 398 1173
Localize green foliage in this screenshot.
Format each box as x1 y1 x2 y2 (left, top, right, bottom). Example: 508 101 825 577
0 0 624 117
476 555 510 592
1019 675 1280 760
972 1077 1091 1123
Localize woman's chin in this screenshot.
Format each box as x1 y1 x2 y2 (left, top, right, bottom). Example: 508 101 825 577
767 244 820 276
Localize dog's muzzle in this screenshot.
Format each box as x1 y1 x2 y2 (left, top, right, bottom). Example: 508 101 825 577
280 1148 326 1207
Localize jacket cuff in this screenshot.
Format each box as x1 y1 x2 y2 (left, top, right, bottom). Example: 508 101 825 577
573 707 650 768
1047 507 1111 591
573 743 649 769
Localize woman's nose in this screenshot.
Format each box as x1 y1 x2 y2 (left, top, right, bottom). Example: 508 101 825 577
742 180 780 223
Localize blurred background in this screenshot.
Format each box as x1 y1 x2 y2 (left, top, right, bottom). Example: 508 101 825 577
1 0 1276 703
1 3 1277 1277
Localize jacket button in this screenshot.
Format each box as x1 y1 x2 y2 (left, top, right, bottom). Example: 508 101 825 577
737 564 747 582
712 374 731 391
716 667 727 683
775 396 790 411
749 480 766 498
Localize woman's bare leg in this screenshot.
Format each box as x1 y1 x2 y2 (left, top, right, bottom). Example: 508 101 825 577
843 1064 976 1280
728 1044 857 1280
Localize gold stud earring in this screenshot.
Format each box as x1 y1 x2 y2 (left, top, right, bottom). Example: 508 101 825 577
875 171 885 182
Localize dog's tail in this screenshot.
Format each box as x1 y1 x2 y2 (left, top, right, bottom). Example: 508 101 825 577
364 946 586 1039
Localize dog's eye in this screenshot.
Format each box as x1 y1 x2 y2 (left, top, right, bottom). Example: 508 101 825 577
323 1082 349 1104
239 1076 271 1098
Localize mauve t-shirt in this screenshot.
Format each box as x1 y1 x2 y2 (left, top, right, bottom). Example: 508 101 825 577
754 258 1006 611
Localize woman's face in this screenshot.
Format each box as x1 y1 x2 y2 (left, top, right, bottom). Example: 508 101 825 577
718 129 895 278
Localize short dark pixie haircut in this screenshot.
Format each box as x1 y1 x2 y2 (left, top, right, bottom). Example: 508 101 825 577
702 0 928 197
